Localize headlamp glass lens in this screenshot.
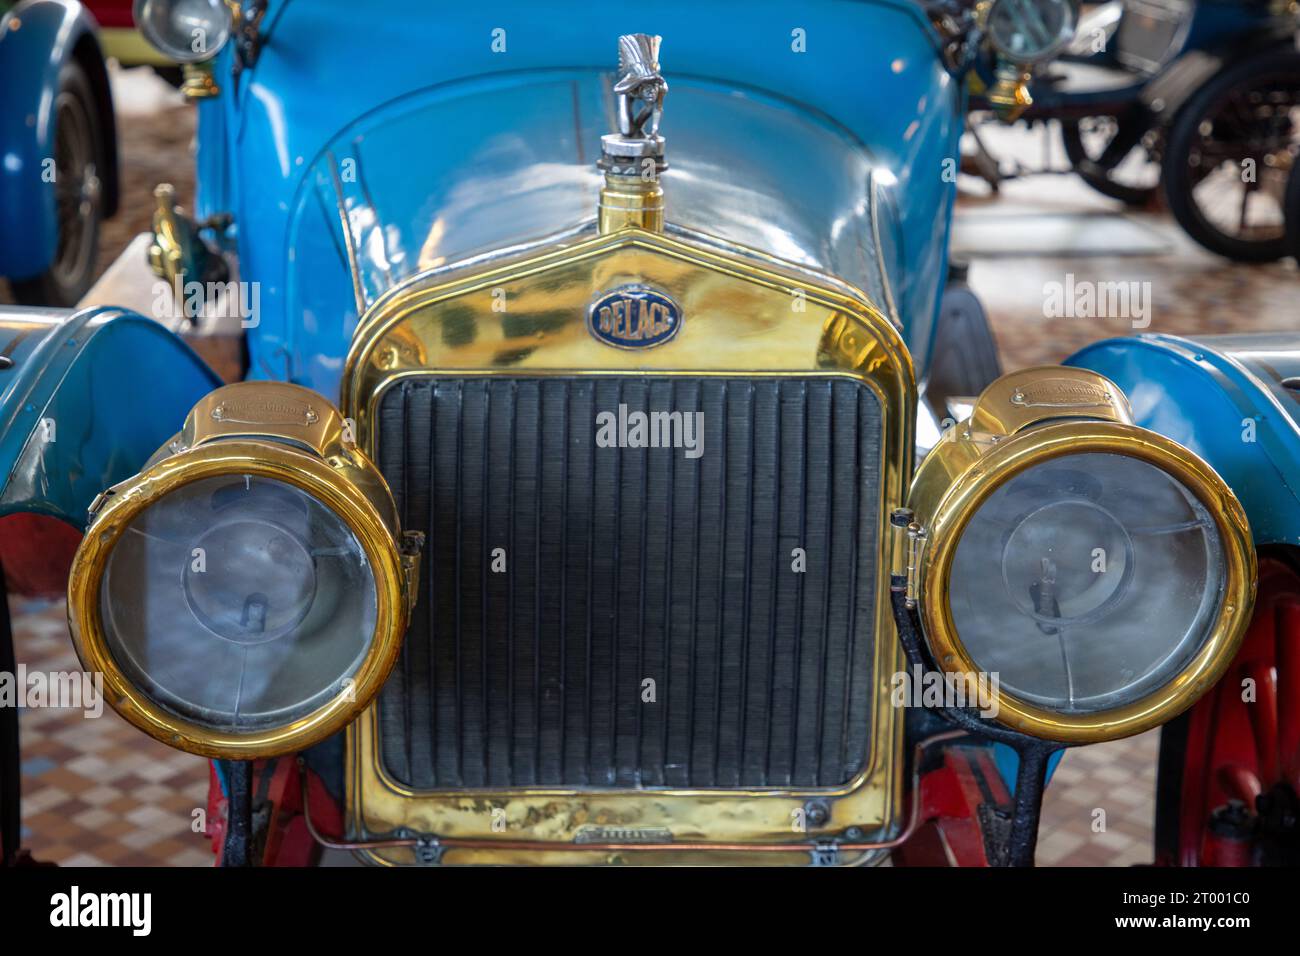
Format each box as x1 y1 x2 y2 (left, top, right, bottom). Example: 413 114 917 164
100 474 377 731
948 452 1226 714
136 0 232 63
987 0 1076 62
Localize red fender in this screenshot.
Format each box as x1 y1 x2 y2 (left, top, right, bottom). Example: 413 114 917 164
1172 557 1300 866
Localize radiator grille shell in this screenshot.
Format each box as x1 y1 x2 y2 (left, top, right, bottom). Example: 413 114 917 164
374 375 882 790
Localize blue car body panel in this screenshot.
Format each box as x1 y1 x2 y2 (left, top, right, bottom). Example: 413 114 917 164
1068 333 1300 548
195 0 964 401
0 308 220 528
0 0 110 280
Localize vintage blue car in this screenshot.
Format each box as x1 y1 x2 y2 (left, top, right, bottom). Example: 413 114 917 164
1 0 1297 868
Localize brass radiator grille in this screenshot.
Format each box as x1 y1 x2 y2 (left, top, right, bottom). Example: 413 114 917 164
373 375 882 790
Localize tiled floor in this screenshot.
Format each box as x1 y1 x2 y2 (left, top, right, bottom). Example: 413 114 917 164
957 121 1299 372
12 597 212 867
1036 732 1160 867
3 73 1291 868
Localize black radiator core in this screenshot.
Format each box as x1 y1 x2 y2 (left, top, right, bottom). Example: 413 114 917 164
374 375 882 790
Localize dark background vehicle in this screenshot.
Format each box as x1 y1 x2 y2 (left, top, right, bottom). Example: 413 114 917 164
0 0 119 306
970 0 1299 261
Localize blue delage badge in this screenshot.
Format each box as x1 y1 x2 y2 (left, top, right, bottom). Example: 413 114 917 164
588 284 682 349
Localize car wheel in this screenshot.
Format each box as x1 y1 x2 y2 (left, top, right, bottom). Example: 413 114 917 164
924 275 1002 422
1153 554 1300 866
8 61 104 307
1061 114 1160 207
1161 49 1300 263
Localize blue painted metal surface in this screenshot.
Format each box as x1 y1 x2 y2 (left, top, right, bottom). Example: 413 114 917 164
0 307 221 528
195 0 964 400
0 0 102 280
1068 333 1300 548
1181 0 1270 51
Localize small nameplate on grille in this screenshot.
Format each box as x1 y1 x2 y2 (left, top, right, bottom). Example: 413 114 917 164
573 825 674 844
588 284 681 349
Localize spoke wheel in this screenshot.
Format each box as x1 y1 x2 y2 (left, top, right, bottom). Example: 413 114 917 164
1156 555 1300 866
1163 50 1300 262
1061 114 1160 207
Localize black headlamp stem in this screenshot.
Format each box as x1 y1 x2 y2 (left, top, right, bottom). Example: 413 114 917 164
889 589 1065 867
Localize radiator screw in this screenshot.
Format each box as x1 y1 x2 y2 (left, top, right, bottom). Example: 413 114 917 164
890 507 914 528
804 801 830 828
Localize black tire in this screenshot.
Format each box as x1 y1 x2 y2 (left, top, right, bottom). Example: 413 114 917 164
1061 116 1159 207
8 61 104 307
1162 49 1300 263
925 277 1002 421
1286 160 1300 261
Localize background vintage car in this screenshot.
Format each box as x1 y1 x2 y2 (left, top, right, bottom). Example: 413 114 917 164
0 0 1298 870
0 0 120 306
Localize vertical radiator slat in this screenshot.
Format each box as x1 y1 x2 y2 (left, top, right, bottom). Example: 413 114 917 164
375 375 880 791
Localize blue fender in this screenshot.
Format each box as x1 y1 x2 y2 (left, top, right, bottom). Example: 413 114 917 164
1067 333 1300 548
0 307 220 528
0 0 118 280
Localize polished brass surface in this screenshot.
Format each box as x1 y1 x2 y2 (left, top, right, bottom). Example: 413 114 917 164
67 382 415 759
146 183 228 296
967 364 1133 437
181 61 220 99
907 367 1256 743
987 62 1033 122
340 217 915 865
598 173 665 233
147 184 189 289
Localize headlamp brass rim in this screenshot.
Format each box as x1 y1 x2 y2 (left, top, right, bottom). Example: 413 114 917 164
67 439 410 760
916 420 1256 744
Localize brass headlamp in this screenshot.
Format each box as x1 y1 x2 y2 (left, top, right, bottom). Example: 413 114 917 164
68 382 422 759
901 367 1255 743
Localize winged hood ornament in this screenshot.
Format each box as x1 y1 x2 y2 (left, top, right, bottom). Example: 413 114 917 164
612 33 668 139
597 34 669 233
601 33 668 175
